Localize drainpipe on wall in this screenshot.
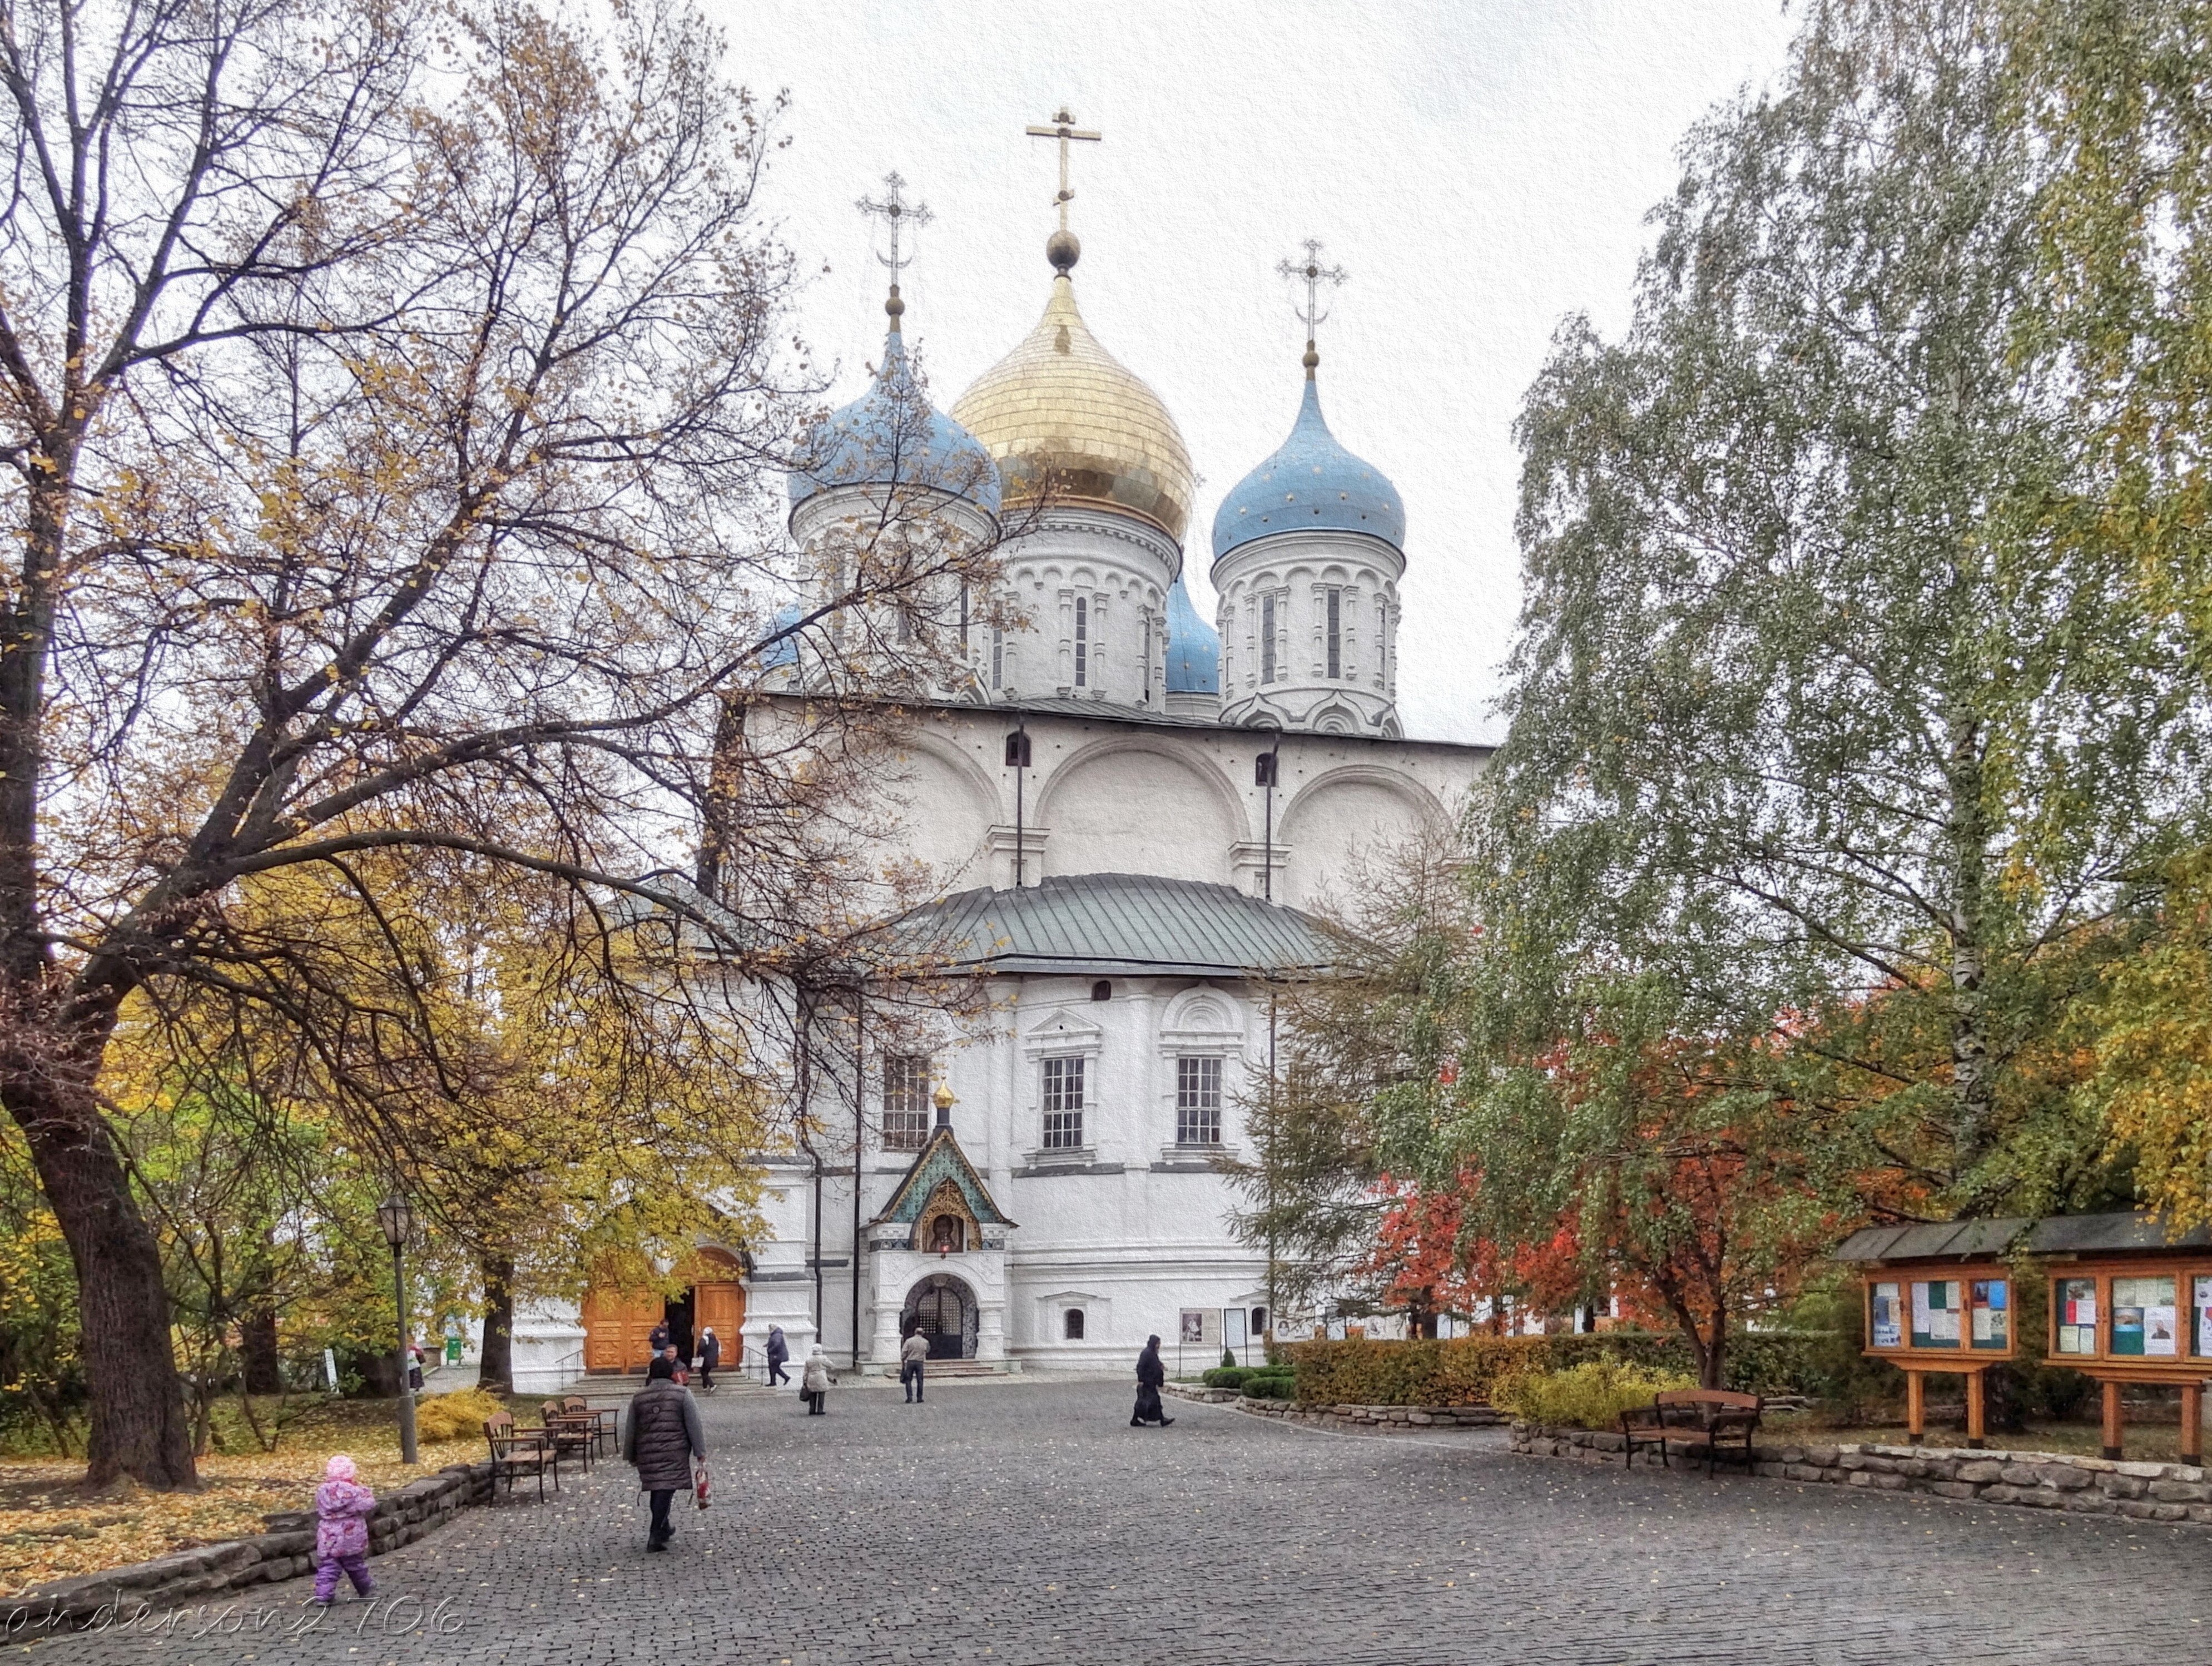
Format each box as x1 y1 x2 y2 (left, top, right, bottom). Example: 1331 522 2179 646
851 983 866 1372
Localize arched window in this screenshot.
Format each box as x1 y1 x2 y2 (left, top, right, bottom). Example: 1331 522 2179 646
1073 596 1089 687
1091 980 1112 1002
1064 1308 1085 1341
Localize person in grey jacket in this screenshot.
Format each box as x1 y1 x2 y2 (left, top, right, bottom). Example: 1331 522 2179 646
622 1356 705 1551
900 1328 930 1403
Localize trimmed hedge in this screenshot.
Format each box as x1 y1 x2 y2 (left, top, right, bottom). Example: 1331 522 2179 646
1239 1373 1296 1400
1284 1331 1845 1409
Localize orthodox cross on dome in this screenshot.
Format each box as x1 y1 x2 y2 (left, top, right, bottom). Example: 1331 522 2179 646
1277 239 1348 378
1024 107 1100 273
856 171 933 325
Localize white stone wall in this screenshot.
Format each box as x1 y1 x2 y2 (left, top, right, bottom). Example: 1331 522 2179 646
1213 528 1406 736
775 698 1485 908
988 509 1176 708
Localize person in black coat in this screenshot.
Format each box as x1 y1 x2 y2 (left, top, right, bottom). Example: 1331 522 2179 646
765 1324 790 1386
1130 1335 1173 1427
647 1320 672 1365
697 1327 721 1393
622 1357 706 1551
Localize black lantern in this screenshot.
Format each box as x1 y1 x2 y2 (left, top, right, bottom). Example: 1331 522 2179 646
375 1194 413 1249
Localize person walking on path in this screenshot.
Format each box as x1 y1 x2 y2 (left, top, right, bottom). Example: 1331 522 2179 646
1130 1335 1173 1427
311 1454 377 1605
622 1356 706 1552
900 1328 930 1403
648 1318 672 1364
698 1327 720 1393
766 1324 790 1386
802 1343 834 1415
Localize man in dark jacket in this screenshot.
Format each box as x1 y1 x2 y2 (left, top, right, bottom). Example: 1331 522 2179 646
1130 1335 1173 1427
765 1324 790 1386
647 1320 672 1363
622 1357 706 1551
697 1327 721 1393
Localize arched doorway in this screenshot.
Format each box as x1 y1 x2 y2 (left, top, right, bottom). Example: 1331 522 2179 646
901 1273 978 1360
581 1245 748 1373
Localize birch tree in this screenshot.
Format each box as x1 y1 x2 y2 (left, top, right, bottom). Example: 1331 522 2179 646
1480 0 2206 1219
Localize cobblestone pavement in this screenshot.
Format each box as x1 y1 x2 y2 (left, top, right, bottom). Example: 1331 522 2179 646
24 1376 2212 1665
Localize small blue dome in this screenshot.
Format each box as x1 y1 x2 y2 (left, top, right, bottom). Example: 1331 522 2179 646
1163 579 1219 695
789 326 1001 517
760 603 803 670
1210 378 1403 564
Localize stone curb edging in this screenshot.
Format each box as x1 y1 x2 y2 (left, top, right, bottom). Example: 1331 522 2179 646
13 1459 508 1625
1511 1421 2212 1525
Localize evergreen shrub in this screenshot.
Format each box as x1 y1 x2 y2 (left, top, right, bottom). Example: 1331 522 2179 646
1239 1374 1296 1400
1201 1367 1252 1390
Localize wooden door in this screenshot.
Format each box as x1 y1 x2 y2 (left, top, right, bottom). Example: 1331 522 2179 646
694 1282 746 1363
581 1288 663 1371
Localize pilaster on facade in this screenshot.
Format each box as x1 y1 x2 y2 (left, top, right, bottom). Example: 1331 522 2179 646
1229 838 1292 897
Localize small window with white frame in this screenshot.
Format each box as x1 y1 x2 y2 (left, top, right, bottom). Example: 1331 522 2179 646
1176 1055 1222 1146
1326 586 1342 678
1042 1055 1086 1149
882 1054 931 1151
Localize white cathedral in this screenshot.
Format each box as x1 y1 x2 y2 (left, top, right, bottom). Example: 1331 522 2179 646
513 155 1487 1389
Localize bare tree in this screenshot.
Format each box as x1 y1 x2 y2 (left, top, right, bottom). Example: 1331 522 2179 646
0 0 1005 1485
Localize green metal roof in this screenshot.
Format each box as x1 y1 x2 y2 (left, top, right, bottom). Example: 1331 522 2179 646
869 1125 1013 1228
882 872 1346 979
1835 1211 2212 1264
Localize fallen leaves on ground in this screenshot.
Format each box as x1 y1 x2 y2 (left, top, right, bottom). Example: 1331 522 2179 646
0 1394 549 1600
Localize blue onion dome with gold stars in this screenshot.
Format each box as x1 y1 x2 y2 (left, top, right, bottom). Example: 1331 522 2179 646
1163 578 1219 695
790 294 1000 518
1210 375 1403 564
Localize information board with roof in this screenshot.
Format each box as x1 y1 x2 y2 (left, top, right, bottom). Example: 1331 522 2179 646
1835 1218 2019 1448
1837 1211 2212 1460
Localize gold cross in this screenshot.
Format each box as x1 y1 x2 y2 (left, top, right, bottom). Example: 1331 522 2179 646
1024 108 1101 232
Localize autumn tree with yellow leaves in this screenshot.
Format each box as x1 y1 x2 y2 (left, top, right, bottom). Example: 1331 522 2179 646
0 0 1007 1486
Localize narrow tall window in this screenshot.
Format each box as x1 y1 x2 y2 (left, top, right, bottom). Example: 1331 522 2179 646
991 628 1004 690
1326 587 1342 678
1260 593 1277 685
1141 617 1153 702
1073 596 1088 687
1042 1056 1087 1149
882 1054 931 1151
959 582 971 654
1177 1055 1223 1146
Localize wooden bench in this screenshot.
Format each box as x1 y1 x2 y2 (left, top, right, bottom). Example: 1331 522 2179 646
1619 1389 1762 1476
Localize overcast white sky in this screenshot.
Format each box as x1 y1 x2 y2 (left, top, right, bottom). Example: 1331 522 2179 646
708 1 1798 744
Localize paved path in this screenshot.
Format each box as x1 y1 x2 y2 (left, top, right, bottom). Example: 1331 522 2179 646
26 1376 2212 1664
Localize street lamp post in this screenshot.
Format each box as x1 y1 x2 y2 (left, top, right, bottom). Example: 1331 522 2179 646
375 1193 419 1465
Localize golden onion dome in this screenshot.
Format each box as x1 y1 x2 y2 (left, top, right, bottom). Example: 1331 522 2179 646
950 275 1196 544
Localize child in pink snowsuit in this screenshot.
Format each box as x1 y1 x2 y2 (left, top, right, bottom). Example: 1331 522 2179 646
312 1454 377 1604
